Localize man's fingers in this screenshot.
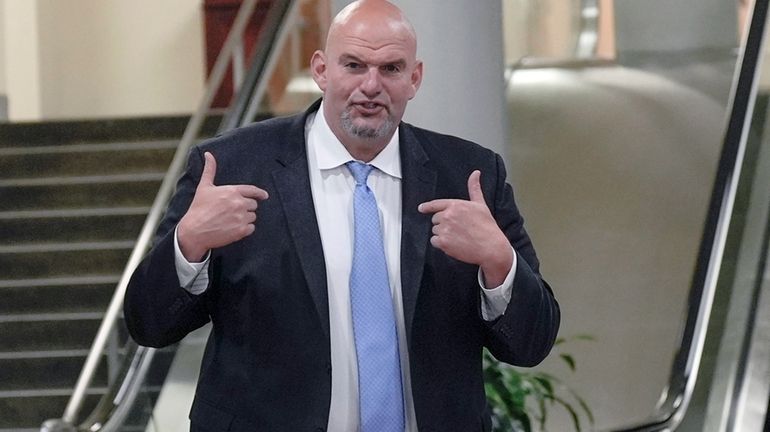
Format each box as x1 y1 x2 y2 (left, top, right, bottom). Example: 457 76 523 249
200 152 218 187
199 153 269 201
419 171 484 213
467 170 484 203
244 199 259 212
236 185 269 201
418 199 451 214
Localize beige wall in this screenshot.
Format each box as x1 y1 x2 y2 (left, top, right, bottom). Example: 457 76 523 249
502 0 578 63
0 0 5 95
502 0 615 64
2 0 204 121
502 0 530 64
3 0 43 120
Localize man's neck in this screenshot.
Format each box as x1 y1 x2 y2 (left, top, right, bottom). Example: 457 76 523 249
342 138 392 162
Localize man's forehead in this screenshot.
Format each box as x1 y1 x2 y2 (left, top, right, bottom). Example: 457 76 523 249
327 25 416 59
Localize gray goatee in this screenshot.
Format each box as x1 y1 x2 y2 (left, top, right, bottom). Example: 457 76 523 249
340 108 394 140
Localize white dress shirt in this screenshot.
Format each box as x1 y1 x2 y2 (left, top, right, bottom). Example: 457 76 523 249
172 103 516 431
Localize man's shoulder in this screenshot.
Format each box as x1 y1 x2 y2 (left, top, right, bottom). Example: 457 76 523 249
201 111 305 152
401 122 497 160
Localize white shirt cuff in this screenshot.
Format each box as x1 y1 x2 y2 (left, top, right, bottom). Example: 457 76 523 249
174 226 211 295
478 247 517 321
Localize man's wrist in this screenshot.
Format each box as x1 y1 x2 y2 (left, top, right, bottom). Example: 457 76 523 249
177 219 208 263
480 238 514 288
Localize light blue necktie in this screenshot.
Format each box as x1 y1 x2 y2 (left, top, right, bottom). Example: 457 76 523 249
346 161 405 432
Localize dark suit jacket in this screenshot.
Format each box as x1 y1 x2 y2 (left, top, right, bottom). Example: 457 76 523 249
124 101 559 432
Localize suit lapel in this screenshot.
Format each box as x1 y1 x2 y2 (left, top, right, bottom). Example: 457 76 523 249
399 124 437 345
271 102 330 339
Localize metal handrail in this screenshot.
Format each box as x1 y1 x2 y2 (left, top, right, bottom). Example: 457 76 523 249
222 0 302 130
607 0 769 430
40 1 268 430
54 0 299 430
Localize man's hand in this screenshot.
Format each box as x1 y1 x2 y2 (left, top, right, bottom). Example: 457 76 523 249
417 170 513 287
177 152 269 262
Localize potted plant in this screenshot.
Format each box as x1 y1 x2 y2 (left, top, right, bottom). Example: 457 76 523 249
483 335 594 431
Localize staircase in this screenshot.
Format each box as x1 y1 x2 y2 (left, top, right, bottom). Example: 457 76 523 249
0 116 217 431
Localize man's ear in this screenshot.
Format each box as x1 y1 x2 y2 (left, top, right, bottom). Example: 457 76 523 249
310 50 328 92
409 60 423 100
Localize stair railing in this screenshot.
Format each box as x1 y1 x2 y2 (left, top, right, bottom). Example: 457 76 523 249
41 0 300 430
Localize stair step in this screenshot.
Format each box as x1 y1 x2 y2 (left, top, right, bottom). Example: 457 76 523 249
0 384 165 429
0 207 148 244
0 314 127 351
0 392 103 429
0 275 118 315
0 353 109 391
0 140 177 179
0 348 175 391
0 174 162 211
0 241 133 280
0 114 222 147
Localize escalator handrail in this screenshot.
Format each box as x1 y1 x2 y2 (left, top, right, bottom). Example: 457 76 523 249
608 0 769 430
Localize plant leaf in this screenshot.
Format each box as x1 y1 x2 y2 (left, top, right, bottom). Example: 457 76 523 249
536 395 547 429
560 354 576 371
532 376 555 397
551 395 582 432
567 387 595 425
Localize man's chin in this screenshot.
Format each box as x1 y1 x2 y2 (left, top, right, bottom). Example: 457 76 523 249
352 120 384 132
340 110 395 140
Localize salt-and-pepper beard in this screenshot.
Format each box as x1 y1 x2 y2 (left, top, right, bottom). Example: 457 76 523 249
340 108 395 140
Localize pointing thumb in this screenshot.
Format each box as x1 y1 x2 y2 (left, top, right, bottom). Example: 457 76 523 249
467 170 484 203
200 152 217 187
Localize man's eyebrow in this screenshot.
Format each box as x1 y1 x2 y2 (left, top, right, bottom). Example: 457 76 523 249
338 54 364 64
338 54 407 67
384 59 407 68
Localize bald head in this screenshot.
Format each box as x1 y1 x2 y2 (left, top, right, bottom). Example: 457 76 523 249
326 0 417 55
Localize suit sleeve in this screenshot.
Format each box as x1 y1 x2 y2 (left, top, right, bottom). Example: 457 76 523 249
123 146 211 348
482 153 560 367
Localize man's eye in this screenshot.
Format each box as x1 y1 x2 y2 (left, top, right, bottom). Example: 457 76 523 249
383 65 400 73
346 63 362 69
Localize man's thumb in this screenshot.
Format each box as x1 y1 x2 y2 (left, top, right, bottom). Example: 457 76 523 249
467 170 484 203
200 152 217 187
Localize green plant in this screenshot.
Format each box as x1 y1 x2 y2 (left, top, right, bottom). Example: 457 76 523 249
483 335 595 432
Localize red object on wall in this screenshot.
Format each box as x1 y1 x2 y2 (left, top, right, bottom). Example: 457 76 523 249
203 0 273 108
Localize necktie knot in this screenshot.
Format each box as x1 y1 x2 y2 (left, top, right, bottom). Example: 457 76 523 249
346 161 374 186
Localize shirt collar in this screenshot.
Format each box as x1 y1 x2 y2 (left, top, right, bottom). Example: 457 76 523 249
310 101 402 179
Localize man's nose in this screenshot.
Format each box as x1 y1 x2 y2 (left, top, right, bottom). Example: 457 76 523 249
359 67 383 97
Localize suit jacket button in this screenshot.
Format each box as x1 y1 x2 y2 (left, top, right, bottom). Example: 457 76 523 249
326 362 332 375
314 427 325 432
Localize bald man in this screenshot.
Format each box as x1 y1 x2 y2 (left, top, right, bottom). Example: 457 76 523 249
125 1 559 431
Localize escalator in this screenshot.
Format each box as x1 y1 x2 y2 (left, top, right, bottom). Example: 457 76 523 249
42 0 770 430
